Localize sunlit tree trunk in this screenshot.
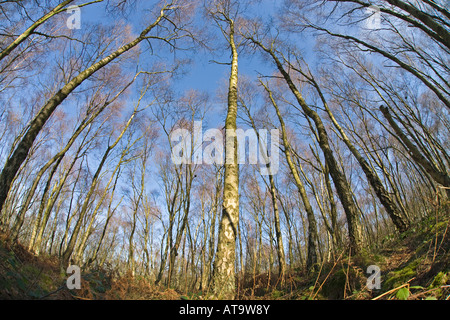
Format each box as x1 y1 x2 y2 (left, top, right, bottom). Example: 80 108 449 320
239 95 287 282
249 38 362 254
0 0 75 61
260 80 319 270
61 108 136 266
0 4 171 214
380 105 450 198
306 74 409 232
212 16 240 299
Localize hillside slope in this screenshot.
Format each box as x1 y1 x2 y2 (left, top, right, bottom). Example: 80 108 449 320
275 210 450 300
0 211 449 300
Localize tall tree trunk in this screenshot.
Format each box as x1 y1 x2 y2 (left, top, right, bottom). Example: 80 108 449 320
155 168 183 285
212 19 240 299
10 108 97 241
88 170 122 267
380 105 450 198
75 148 128 264
168 162 194 286
240 96 287 282
32 154 78 255
207 166 222 287
250 39 362 254
260 80 319 270
61 145 110 266
268 174 286 281
61 109 136 265
0 5 169 213
308 77 409 232
0 0 75 61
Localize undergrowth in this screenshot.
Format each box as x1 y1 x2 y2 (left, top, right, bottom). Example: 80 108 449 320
0 206 448 300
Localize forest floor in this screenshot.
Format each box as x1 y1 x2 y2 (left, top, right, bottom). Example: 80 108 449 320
0 209 449 300
271 210 450 301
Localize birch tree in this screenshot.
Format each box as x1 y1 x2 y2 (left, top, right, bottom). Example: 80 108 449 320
0 1 186 213
207 0 242 299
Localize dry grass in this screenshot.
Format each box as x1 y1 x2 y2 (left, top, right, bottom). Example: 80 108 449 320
0 207 448 300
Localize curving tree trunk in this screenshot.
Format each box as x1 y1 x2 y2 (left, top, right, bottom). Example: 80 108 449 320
0 4 171 214
380 105 450 198
249 38 363 254
306 74 409 232
260 80 319 271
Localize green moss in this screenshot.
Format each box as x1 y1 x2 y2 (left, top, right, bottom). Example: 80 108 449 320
271 289 283 299
297 286 322 300
320 267 362 300
430 272 448 288
21 264 41 277
383 258 423 290
355 251 386 268
40 273 55 290
430 221 448 234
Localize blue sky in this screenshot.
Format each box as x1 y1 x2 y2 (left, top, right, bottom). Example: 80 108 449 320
77 0 282 115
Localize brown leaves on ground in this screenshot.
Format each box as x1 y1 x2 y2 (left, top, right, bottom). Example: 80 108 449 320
104 275 180 300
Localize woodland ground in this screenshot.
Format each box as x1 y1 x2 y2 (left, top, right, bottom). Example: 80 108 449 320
0 206 449 301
